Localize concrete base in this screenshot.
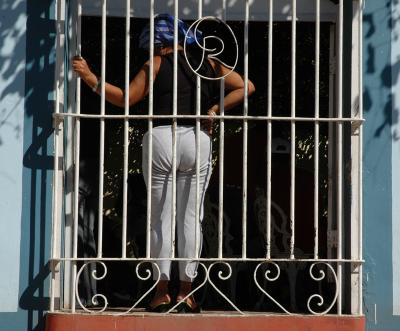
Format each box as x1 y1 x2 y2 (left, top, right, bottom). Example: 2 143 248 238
46 312 365 331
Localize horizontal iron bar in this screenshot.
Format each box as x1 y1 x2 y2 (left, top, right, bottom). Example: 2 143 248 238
55 310 363 317
54 113 364 122
51 257 364 263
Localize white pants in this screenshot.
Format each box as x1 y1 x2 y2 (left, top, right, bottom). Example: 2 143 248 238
142 125 212 281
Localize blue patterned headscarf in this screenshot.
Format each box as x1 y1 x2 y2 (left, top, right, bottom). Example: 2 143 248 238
139 13 202 49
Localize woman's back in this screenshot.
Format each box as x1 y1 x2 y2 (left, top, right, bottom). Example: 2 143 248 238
153 51 217 125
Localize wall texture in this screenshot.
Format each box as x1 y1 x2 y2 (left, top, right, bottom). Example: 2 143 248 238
0 0 27 314
363 0 400 330
0 1 55 330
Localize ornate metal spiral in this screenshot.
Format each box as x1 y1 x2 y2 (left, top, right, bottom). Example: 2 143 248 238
75 261 108 313
307 262 338 315
183 16 239 80
184 260 200 280
117 261 161 315
207 262 243 314
254 261 292 314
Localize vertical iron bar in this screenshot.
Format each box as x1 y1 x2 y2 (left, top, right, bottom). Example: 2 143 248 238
51 0 63 312
171 1 179 258
121 0 131 259
358 0 363 315
97 0 107 258
337 0 344 315
290 0 297 259
218 0 227 259
266 0 273 260
327 25 335 262
146 0 155 258
71 0 82 313
314 0 320 259
195 0 203 257
242 0 249 259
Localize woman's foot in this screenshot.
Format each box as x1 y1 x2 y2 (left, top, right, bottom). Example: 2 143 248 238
175 295 200 313
176 281 200 313
147 293 172 312
147 280 171 312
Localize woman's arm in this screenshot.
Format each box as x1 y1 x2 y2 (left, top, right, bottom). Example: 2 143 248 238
208 60 256 115
201 60 255 134
72 56 161 108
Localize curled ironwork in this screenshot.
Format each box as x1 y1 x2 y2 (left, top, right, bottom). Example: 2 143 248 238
75 261 108 313
183 16 239 80
307 262 338 315
207 262 243 314
117 261 161 315
254 261 292 314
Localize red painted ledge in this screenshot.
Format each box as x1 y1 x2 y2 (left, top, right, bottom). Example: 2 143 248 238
46 312 365 331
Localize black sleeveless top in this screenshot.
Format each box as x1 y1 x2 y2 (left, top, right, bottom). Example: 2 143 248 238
153 51 218 126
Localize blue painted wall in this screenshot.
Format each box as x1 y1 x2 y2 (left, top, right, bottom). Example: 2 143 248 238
0 0 27 314
391 0 400 319
0 1 55 330
363 0 400 330
0 0 399 330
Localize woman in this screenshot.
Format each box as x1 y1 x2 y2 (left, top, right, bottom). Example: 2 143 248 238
73 13 255 313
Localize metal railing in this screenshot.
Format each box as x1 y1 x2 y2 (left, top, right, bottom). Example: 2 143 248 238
50 0 364 316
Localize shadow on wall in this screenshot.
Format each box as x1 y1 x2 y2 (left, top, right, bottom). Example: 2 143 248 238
1 0 55 330
0 0 26 144
363 1 399 141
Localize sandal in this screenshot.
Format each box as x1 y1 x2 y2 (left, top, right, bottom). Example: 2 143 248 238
146 294 172 313
175 296 200 314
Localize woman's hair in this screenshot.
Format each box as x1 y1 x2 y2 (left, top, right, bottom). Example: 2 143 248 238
139 13 202 50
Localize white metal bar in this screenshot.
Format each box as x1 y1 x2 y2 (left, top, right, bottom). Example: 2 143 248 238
146 0 155 259
327 25 336 263
358 0 363 315
63 0 75 310
171 1 179 258
71 0 82 313
290 0 297 260
55 113 363 122
218 0 227 260
97 0 107 258
50 98 60 311
337 0 344 315
50 0 64 312
266 0 273 259
57 256 363 262
314 0 320 259
121 0 131 258
350 0 363 314
194 0 203 258
241 0 249 259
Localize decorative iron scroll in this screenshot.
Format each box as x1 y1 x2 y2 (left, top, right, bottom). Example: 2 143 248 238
74 259 340 315
116 261 161 315
254 261 339 315
75 261 109 313
307 263 339 315
183 16 239 80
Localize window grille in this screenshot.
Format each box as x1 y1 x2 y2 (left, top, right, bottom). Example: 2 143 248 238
51 0 364 316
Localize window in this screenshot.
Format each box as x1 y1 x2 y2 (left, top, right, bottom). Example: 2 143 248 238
51 0 363 316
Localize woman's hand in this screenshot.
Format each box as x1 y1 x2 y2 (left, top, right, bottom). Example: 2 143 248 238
201 108 217 135
72 55 93 81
